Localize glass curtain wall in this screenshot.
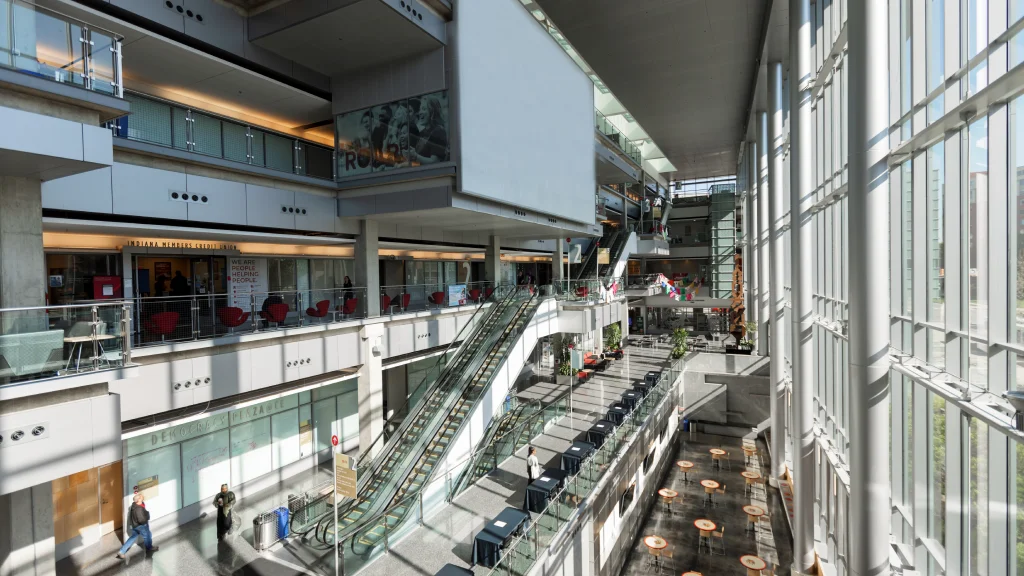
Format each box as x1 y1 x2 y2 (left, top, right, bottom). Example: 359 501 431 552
771 1 1024 575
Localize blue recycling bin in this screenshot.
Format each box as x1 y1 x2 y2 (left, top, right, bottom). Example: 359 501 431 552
275 506 290 538
682 418 689 432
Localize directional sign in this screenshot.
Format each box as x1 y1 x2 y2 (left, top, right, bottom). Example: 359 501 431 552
331 434 339 447
335 453 357 499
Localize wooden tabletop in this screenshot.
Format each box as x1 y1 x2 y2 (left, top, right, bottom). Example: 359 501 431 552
741 470 762 479
709 448 726 455
743 505 766 517
743 445 758 453
740 555 767 570
682 572 703 576
700 479 720 489
643 535 667 550
657 488 678 498
693 519 716 531
676 460 694 468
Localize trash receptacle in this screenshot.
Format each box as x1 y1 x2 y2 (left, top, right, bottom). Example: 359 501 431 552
682 418 689 432
288 493 307 525
275 506 290 539
253 512 278 551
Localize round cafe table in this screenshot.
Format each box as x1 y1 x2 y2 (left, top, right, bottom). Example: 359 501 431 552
657 488 678 499
742 445 758 464
682 572 703 576
740 554 768 576
694 519 716 555
676 460 694 482
743 504 765 532
742 470 762 496
700 479 720 507
710 448 727 470
643 535 667 550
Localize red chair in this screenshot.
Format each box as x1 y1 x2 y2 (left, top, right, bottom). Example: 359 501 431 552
575 287 589 298
338 298 358 319
428 291 445 308
469 289 481 303
485 287 495 299
145 311 179 341
380 294 392 313
306 299 330 322
396 293 411 310
217 307 250 333
259 303 289 327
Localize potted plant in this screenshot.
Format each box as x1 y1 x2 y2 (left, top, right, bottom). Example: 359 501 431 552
604 323 622 353
670 327 689 359
726 322 756 355
555 335 575 385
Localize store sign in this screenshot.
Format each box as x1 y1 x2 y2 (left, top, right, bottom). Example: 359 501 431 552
228 257 268 306
125 239 238 250
335 453 357 499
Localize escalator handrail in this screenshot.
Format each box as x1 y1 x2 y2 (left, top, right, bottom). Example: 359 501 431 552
336 289 541 544
354 284 517 472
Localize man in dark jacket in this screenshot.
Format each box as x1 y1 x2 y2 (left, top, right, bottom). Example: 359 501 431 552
116 493 158 560
214 484 236 540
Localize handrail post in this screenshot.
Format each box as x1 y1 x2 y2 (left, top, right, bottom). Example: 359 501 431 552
121 303 132 365
298 291 304 326
90 305 99 370
418 492 424 525
251 293 258 332
191 296 199 340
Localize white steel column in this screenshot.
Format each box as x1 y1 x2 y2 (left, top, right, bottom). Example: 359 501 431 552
848 0 891 574
757 111 770 356
767 62 786 481
748 140 759 334
789 0 815 570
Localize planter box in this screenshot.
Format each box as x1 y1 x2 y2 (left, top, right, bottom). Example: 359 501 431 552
557 375 572 387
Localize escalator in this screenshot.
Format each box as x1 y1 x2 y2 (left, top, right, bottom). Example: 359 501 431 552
576 225 620 280
313 287 544 556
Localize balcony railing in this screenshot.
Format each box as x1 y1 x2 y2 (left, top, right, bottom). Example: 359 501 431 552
0 0 123 96
122 282 500 349
595 109 642 166
0 301 132 384
107 91 334 180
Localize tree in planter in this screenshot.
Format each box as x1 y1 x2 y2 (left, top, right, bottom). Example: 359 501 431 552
604 323 622 351
671 327 689 359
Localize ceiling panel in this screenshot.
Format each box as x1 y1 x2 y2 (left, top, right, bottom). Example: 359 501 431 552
535 0 770 180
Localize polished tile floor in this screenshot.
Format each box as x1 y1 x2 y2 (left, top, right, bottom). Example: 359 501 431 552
618 431 793 576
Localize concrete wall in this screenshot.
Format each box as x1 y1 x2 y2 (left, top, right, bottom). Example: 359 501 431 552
679 352 770 432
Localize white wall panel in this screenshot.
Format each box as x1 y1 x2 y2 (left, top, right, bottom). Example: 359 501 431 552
186 174 247 225
455 0 595 225
41 167 113 213
112 163 188 219
295 190 337 233
245 184 295 229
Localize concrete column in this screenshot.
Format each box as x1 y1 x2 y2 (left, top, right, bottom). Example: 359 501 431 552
552 239 565 285
358 322 385 454
485 236 501 285
0 177 45 308
594 323 603 353
848 1 891 574
0 482 55 576
789 0 816 570
354 220 380 317
757 111 770 356
619 300 628 347
640 305 647 335
767 62 787 481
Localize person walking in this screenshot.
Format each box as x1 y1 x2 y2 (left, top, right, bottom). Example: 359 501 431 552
116 493 158 560
526 447 541 483
213 484 236 540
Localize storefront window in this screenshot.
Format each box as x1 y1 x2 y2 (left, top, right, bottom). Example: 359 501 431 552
313 398 335 454
230 417 272 485
181 429 230 507
271 408 301 470
268 259 298 294
124 444 182 520
46 253 121 304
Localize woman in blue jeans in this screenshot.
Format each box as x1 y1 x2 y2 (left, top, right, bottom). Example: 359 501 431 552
116 493 159 560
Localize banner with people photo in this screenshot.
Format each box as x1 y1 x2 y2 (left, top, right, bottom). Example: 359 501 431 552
335 90 450 178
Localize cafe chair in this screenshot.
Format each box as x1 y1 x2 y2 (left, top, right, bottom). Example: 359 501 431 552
660 545 674 570
645 547 661 572
484 287 495 299
713 483 726 507
380 294 392 312
469 288 482 302
259 303 289 328
428 291 445 308
144 311 179 341
397 293 411 311
216 307 250 333
305 300 330 322
338 298 359 319
710 524 725 555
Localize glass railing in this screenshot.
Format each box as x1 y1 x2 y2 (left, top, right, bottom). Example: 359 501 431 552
107 91 334 180
484 356 684 576
594 109 642 165
0 0 123 96
112 283 502 349
0 301 133 384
